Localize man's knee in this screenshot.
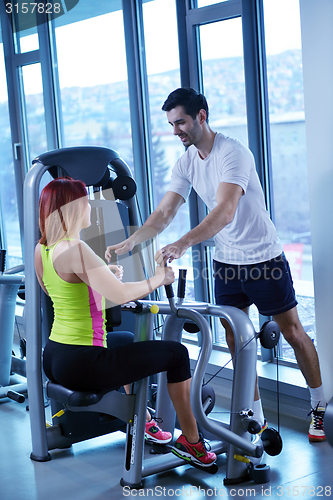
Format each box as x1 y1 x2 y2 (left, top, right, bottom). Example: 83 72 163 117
279 321 307 349
220 317 231 332
220 318 235 350
274 307 306 348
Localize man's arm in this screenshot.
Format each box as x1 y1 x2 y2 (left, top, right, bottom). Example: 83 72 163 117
155 182 243 264
105 191 185 260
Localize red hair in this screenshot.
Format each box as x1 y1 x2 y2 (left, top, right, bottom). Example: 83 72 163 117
39 177 87 246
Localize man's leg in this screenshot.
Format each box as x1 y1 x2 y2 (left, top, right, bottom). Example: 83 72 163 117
273 306 326 442
220 309 264 425
214 259 264 426
221 306 249 358
273 306 322 389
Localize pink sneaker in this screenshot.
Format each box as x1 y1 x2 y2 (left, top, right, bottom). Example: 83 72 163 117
145 419 172 444
172 434 217 467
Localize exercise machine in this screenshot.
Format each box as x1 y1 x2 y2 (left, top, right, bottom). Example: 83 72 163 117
24 146 282 488
152 270 282 485
0 249 26 403
24 146 142 458
118 272 282 487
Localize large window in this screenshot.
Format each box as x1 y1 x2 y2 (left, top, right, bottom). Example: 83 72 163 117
0 0 316 364
21 63 47 162
17 32 38 53
199 15 255 344
264 0 314 361
12 10 39 53
54 7 134 172
143 0 192 298
0 44 22 267
200 17 248 146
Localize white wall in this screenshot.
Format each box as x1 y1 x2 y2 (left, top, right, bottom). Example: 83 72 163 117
300 0 333 400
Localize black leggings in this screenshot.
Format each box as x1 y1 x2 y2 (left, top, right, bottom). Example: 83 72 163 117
43 331 191 392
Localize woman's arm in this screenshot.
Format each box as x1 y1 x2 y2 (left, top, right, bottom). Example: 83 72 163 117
34 244 49 296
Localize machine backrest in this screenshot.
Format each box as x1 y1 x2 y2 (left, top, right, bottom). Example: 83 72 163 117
31 146 142 336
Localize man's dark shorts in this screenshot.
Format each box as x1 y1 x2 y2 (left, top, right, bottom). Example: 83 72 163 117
213 253 298 316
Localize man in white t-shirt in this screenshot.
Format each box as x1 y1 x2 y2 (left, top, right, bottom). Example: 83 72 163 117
106 87 326 443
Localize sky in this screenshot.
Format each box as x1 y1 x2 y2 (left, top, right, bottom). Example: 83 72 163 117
0 0 302 100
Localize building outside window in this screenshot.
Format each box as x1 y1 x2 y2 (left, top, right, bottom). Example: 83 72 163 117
143 0 192 300
264 0 314 362
54 5 134 173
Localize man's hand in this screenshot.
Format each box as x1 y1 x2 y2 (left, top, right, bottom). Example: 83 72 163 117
105 238 134 261
155 239 189 265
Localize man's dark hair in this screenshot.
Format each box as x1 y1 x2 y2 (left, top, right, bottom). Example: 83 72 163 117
162 88 209 123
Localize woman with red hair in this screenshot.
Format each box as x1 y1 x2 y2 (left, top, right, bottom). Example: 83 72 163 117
34 177 216 468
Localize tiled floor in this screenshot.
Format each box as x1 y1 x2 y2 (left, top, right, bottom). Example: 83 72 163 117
1 391 333 500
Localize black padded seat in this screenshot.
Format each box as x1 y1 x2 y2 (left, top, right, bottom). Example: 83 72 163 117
46 380 136 425
46 381 116 407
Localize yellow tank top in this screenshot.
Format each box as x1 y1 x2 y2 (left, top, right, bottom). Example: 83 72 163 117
41 241 107 347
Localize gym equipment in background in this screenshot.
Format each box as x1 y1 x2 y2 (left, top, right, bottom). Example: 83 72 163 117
0 248 26 403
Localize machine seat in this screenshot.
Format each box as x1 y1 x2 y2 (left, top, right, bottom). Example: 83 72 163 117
46 381 116 407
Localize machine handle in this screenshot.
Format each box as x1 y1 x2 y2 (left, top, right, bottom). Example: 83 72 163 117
7 390 25 404
164 283 174 299
177 269 187 299
4 264 25 275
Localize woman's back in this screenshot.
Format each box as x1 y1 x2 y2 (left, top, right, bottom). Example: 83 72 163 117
40 241 107 347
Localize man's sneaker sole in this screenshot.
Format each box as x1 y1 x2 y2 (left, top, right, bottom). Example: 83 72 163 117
309 434 326 443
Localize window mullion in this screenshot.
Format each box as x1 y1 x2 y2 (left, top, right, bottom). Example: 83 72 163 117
37 11 63 150
122 0 154 224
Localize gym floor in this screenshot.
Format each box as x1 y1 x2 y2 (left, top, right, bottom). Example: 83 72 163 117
1 391 333 500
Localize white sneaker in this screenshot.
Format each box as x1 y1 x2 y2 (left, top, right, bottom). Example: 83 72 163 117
308 405 326 442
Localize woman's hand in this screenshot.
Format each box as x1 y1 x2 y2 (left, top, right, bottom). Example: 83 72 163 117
155 264 175 287
108 264 124 280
